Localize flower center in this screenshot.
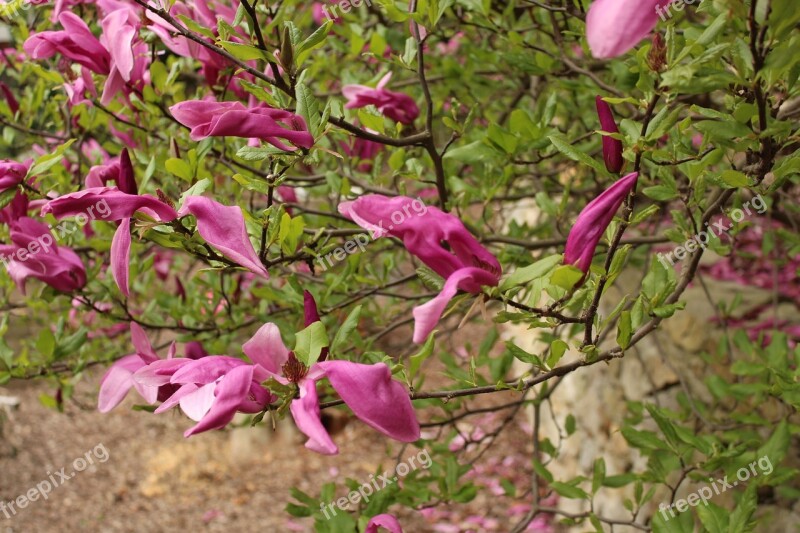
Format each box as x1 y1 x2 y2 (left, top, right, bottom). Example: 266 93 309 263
282 352 309 383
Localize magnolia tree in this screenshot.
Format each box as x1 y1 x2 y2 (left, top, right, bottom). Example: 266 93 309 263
0 0 798 530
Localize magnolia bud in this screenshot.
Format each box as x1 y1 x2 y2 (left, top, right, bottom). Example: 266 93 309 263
647 33 667 72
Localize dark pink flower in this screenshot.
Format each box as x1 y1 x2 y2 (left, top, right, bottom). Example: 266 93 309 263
0 217 86 293
564 172 638 273
339 194 501 342
24 12 111 74
595 96 623 174
343 73 420 125
0 82 19 115
242 292 419 453
170 100 314 151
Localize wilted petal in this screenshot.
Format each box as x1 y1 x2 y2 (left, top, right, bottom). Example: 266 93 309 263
179 196 269 279
318 360 420 443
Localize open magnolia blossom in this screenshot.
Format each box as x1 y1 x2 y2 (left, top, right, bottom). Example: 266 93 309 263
41 187 268 295
242 290 420 454
120 291 419 447
586 0 670 59
564 172 639 274
342 72 420 125
338 195 501 343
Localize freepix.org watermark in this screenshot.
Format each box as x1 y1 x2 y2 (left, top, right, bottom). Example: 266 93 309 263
316 197 428 271
658 454 773 522
655 0 704 22
1 443 110 519
0 199 111 271
656 194 767 269
320 448 432 519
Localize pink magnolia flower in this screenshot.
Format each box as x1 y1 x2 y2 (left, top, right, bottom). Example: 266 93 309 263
586 0 670 59
0 160 28 193
564 172 639 273
24 12 111 74
343 73 420 125
339 195 501 343
0 216 87 293
366 514 403 533
595 96 623 174
242 291 419 454
97 322 179 412
139 355 272 437
170 100 314 151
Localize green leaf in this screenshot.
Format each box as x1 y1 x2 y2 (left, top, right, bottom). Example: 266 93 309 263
592 457 606 494
550 481 588 499
36 329 56 359
505 341 544 368
331 305 362 352
165 158 194 182
218 41 269 61
550 264 584 290
617 310 632 350
696 502 729 533
296 21 333 65
294 321 329 367
501 254 562 290
546 339 568 368
28 139 76 176
547 134 606 174
717 170 750 188
409 331 436 380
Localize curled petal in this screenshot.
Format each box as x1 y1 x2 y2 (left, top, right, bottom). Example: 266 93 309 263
412 267 499 344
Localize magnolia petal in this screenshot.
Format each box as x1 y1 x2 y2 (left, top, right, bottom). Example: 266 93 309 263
184 365 254 437
366 514 404 533
318 360 420 443
290 381 338 455
586 0 668 59
242 322 289 374
179 382 217 421
97 354 145 413
111 218 132 297
179 196 269 279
